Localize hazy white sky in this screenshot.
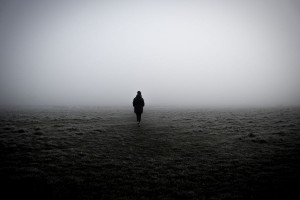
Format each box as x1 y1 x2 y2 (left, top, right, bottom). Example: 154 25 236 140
0 0 300 107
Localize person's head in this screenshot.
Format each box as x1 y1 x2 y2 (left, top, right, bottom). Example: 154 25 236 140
137 91 141 96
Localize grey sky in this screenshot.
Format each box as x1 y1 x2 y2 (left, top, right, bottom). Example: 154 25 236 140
0 0 300 107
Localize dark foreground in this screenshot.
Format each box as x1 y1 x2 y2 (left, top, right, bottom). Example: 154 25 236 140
0 107 300 199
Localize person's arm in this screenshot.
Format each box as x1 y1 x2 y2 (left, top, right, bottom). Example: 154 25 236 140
142 99 145 107
133 98 136 107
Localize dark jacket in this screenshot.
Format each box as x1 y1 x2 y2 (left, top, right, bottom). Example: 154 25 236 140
133 95 145 113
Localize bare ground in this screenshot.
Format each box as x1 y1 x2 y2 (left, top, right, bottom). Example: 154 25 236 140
0 107 300 199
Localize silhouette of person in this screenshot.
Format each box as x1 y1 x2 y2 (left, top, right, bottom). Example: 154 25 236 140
133 91 145 125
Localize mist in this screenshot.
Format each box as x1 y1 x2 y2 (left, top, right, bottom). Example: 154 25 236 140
1 0 300 107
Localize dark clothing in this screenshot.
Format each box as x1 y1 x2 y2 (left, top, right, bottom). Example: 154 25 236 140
136 112 142 122
133 94 145 123
133 95 145 113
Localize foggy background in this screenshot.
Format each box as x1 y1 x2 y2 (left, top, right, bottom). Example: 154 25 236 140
0 0 300 107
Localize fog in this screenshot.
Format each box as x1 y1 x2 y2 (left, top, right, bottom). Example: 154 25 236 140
0 0 300 107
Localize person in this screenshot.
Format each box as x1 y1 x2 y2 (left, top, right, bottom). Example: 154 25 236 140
133 91 145 125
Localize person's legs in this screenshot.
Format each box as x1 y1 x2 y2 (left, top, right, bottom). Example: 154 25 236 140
137 112 141 123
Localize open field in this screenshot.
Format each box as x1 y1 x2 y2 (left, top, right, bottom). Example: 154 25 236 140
0 107 300 199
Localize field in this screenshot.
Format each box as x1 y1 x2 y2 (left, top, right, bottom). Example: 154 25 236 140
0 107 300 199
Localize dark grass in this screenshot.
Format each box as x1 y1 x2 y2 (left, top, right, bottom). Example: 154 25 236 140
0 107 300 199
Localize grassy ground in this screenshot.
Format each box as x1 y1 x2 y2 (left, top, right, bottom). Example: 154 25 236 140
0 107 300 199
